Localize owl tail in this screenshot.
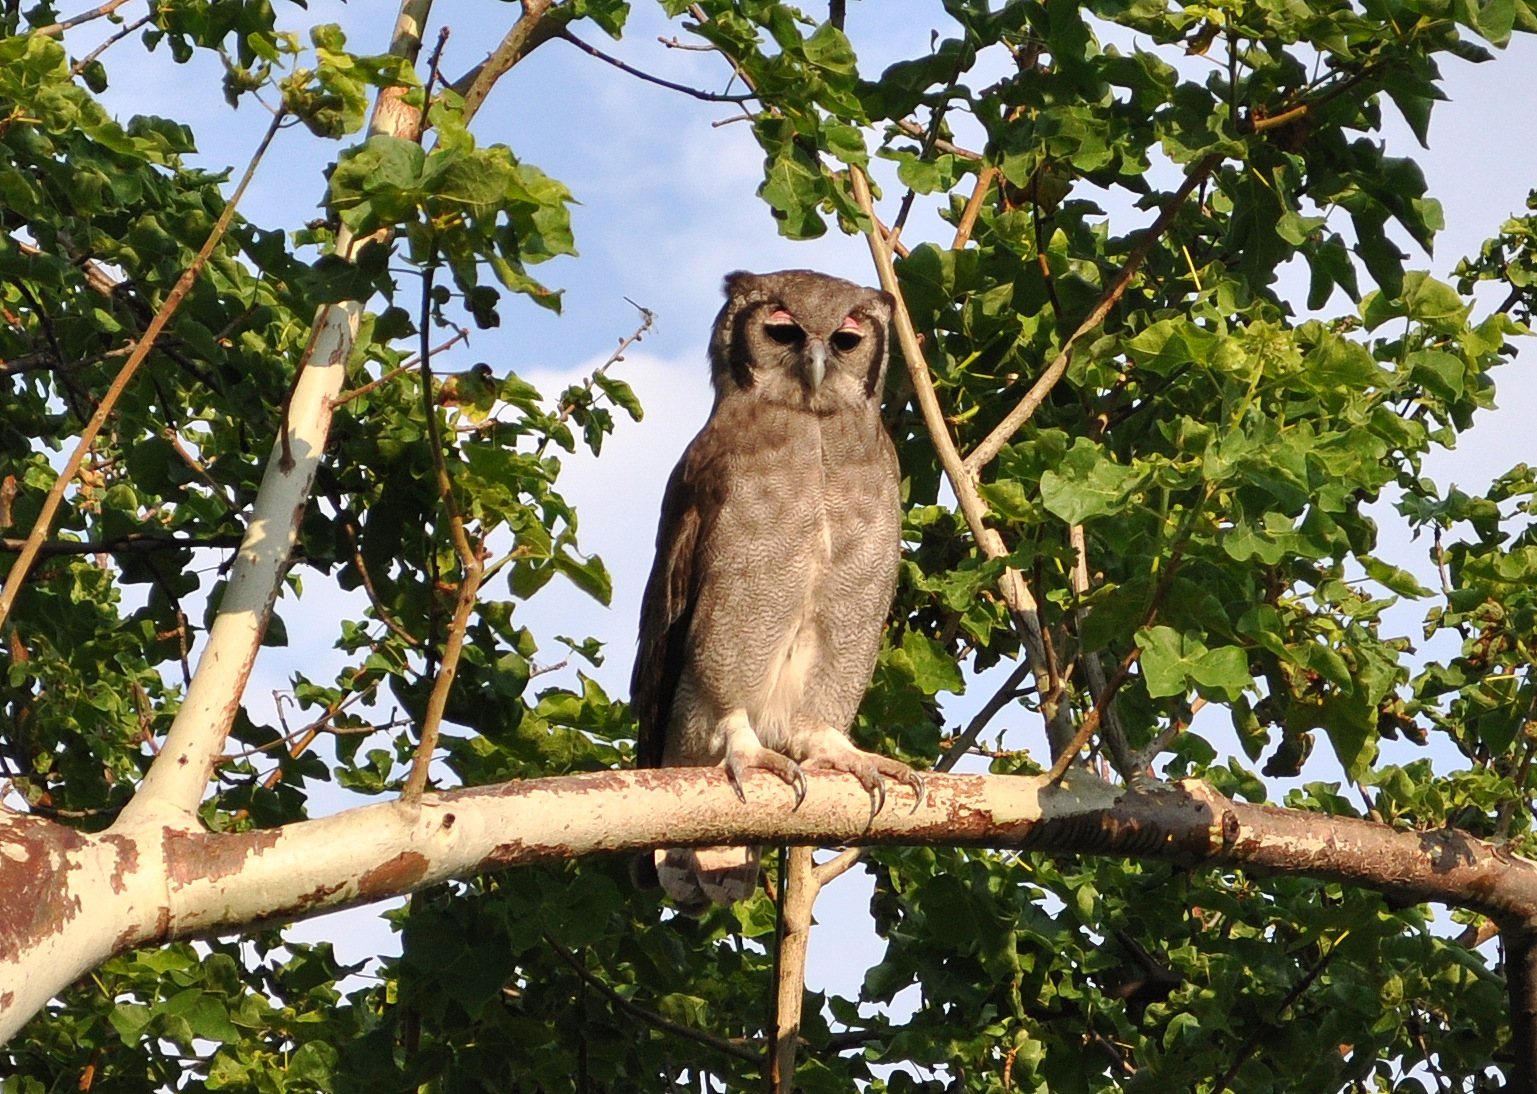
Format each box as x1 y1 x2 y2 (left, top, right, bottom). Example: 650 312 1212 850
653 845 761 915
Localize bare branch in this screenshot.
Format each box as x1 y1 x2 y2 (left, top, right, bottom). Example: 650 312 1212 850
892 117 981 161
963 154 1222 476
1069 523 1138 779
0 532 243 557
849 165 1069 753
936 656 1034 773
950 166 995 251
403 262 485 805
10 769 1537 1047
331 326 469 407
450 0 570 123
559 30 757 102
1046 644 1141 784
771 846 815 1092
30 0 133 37
811 846 865 887
68 11 152 76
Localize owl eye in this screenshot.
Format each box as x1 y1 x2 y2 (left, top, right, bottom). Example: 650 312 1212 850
829 330 863 352
764 321 805 346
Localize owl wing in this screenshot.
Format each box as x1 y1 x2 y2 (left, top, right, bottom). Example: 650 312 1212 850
631 448 706 769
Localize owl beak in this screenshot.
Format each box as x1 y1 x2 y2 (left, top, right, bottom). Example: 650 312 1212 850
806 339 827 390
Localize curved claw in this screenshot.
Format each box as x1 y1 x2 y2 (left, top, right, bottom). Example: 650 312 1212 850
789 765 808 810
865 773 887 823
905 771 927 815
724 759 749 803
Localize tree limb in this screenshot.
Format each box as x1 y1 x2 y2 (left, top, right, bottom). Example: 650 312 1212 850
450 0 571 122
116 0 434 827
8 769 1537 1052
770 846 815 1093
30 0 133 37
849 165 1072 754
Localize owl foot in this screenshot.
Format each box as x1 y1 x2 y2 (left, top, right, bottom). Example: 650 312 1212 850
799 731 926 820
654 846 761 914
723 744 808 807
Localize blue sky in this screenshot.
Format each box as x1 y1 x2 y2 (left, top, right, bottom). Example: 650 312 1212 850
68 0 1537 1029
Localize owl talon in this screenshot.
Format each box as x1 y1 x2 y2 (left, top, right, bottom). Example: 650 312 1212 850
866 775 886 821
905 770 927 814
723 746 806 807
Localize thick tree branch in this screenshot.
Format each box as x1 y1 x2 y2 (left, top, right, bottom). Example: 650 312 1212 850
116 0 434 827
7 769 1537 1050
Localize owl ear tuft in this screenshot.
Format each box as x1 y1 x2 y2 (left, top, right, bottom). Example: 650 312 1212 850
722 270 762 298
874 289 897 314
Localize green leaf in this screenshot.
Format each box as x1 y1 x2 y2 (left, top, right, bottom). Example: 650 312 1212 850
1038 438 1141 525
1137 626 1251 699
900 631 964 695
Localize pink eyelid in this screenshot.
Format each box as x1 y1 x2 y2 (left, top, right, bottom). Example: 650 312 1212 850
767 309 796 324
839 316 863 332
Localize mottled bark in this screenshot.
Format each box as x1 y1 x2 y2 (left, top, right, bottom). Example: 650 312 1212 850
6 767 1537 1077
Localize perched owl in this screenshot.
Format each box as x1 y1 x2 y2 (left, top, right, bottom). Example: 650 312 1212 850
631 269 924 912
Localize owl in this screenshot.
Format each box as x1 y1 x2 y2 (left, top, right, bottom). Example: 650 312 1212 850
631 269 924 913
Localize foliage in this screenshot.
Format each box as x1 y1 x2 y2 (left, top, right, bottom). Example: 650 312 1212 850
3 0 1537 1089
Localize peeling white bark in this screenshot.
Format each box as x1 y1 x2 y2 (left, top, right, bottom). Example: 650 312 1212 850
120 303 361 825
6 768 1537 1046
119 0 432 826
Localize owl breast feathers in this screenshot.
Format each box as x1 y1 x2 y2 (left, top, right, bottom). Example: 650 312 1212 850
631 269 924 913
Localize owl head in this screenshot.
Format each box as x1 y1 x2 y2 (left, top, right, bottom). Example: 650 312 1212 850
707 269 895 411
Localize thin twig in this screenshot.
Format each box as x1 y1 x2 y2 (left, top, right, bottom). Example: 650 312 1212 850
937 656 1034 773
811 846 865 887
0 108 287 632
1046 644 1141 784
1070 523 1138 779
250 681 386 792
893 117 980 160
544 933 761 1064
962 154 1222 477
331 326 470 407
0 531 243 557
951 166 996 250
1209 943 1340 1094
535 301 655 458
1051 528 1194 782
402 261 485 806
338 508 420 647
657 35 715 50
68 11 151 76
31 0 132 37
559 29 756 102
